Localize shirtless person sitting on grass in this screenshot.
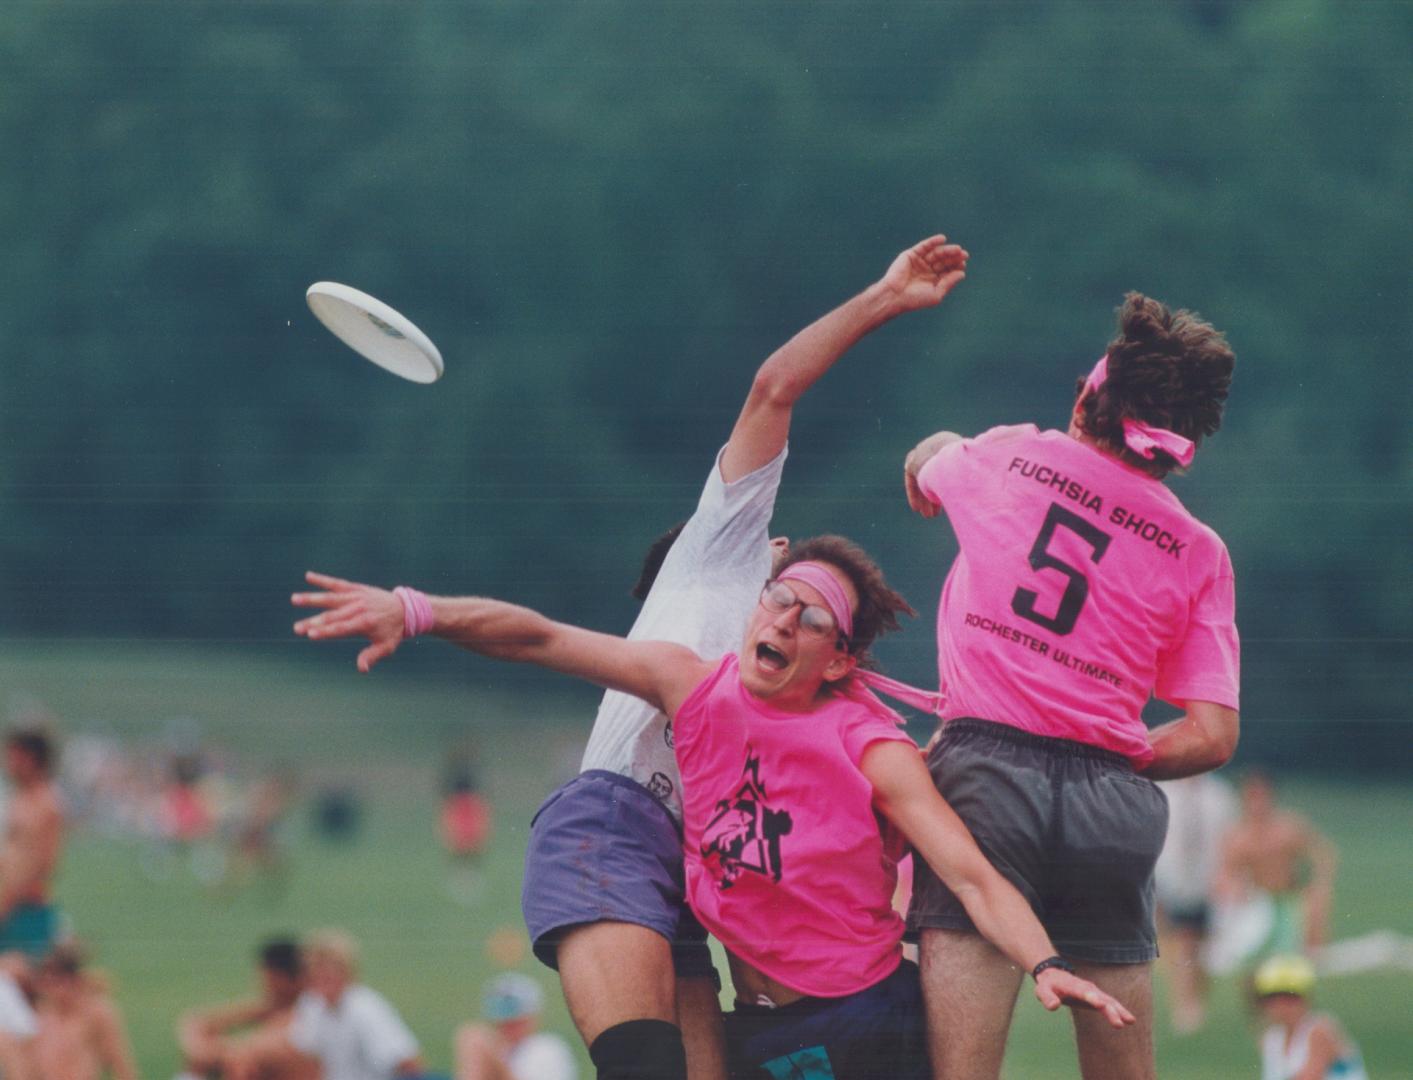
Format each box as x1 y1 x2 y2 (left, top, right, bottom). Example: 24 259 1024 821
176 937 318 1080
32 944 138 1080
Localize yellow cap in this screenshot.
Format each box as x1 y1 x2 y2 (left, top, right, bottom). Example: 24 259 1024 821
1254 954 1316 998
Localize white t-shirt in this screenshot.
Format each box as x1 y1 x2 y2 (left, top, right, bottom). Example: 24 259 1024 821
0 973 36 1038
508 1031 578 1080
1260 1014 1367 1080
288 985 419 1080
579 445 787 822
1155 774 1237 910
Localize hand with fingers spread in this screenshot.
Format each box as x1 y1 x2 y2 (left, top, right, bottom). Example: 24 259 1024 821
879 234 968 313
291 571 408 673
1033 969 1137 1030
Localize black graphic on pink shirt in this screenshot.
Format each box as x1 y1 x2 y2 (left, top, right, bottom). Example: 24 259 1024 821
700 748 792 889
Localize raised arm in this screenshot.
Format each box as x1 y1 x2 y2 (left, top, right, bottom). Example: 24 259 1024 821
860 741 1135 1028
292 572 712 716
720 235 967 482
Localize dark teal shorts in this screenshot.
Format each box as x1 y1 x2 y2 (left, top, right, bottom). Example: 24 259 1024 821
906 719 1168 964
0 902 59 958
725 960 928 1080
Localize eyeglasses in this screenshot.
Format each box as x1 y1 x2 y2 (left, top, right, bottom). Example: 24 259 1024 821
759 581 848 647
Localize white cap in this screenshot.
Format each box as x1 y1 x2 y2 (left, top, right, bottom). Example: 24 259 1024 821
482 973 543 1021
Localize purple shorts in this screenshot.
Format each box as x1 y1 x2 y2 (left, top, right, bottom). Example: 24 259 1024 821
521 770 716 982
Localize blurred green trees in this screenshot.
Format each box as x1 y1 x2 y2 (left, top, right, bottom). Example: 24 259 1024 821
0 1 1407 768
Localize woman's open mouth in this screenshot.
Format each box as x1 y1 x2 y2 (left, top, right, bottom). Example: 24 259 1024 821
756 642 789 672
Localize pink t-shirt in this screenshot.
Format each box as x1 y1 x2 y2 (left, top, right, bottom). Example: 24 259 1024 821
917 424 1239 764
674 654 915 998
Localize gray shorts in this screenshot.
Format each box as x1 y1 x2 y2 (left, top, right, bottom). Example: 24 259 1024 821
906 719 1168 964
521 770 717 982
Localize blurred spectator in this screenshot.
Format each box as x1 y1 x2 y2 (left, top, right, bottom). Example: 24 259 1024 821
441 751 491 904
32 943 137 1080
162 754 215 847
1252 954 1367 1080
453 973 576 1080
141 751 227 887
0 728 66 959
1154 773 1237 1033
285 929 426 1080
440 752 491 862
1215 772 1336 959
311 787 363 844
221 772 297 897
175 936 316 1080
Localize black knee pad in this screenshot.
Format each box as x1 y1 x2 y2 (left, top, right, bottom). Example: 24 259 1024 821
589 1018 687 1080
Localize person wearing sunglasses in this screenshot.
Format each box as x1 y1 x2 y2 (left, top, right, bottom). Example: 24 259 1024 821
292 533 1135 1079
294 236 975 1080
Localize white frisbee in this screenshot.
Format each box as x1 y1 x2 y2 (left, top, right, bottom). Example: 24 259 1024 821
305 282 444 384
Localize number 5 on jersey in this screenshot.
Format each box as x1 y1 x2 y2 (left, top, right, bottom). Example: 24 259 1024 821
1011 503 1113 636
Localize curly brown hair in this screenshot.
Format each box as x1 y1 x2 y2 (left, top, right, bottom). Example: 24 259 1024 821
1076 292 1235 477
777 535 914 667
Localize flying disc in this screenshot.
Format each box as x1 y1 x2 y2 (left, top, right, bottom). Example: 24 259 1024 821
305 282 444 384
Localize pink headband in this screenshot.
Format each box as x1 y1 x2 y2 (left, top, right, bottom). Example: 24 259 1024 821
1084 355 1196 468
777 562 854 641
775 561 944 716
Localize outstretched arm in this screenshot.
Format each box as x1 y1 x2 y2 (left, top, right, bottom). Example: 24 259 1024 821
720 235 967 483
860 741 1135 1028
177 1000 271 1073
291 572 711 715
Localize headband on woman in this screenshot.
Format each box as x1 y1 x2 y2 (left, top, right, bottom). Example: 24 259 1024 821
775 562 944 716
1083 355 1196 468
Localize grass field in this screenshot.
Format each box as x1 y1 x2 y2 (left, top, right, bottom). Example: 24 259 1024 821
3 642 1410 1078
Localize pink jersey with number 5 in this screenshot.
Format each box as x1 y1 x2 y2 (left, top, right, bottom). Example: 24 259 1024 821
916 424 1239 765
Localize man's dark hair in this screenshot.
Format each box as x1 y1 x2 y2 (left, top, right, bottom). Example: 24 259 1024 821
1076 292 1235 477
630 521 688 602
259 937 303 978
41 942 84 978
777 535 914 667
6 728 55 775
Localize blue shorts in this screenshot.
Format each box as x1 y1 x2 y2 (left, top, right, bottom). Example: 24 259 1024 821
0 903 59 959
724 960 927 1080
522 770 716 983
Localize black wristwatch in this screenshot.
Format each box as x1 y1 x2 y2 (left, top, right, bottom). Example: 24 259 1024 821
1031 955 1075 980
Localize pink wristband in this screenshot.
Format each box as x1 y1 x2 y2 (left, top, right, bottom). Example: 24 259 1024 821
392 586 435 638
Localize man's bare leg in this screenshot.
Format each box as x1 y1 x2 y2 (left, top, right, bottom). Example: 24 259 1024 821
918 928 1023 1080
675 975 727 1080
1070 961 1155 1080
559 921 725 1077
1161 925 1207 1033
557 922 677 1044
